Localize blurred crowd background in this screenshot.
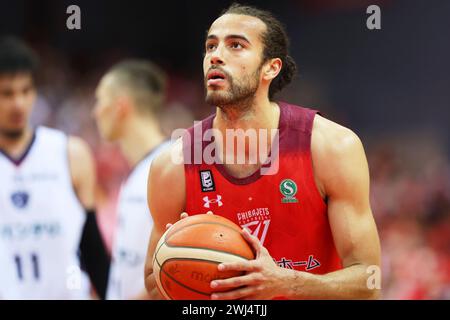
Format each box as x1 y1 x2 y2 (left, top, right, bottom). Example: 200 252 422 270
1 0 449 299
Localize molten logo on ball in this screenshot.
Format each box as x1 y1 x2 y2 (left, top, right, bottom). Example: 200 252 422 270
190 271 227 283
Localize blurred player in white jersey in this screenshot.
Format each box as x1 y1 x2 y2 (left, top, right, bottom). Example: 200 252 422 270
94 59 170 300
0 37 110 299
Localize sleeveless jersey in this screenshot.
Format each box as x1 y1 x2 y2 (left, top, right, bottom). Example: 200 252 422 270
0 126 90 299
106 141 171 300
183 103 342 289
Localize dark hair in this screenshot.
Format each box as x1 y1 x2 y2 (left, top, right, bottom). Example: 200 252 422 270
0 36 38 76
107 59 167 115
221 3 297 99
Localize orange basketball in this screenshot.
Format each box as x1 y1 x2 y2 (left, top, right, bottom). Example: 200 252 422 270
152 214 255 300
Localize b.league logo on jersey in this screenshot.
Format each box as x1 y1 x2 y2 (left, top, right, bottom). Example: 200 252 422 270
280 179 298 203
11 191 30 209
199 170 215 192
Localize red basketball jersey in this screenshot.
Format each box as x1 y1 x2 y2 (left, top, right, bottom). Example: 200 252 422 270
183 102 342 284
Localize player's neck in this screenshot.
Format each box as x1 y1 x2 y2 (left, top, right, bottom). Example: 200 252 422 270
212 97 280 176
0 126 34 158
213 96 280 132
118 118 165 167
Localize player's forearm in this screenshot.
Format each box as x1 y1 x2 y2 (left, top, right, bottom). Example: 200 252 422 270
280 264 380 300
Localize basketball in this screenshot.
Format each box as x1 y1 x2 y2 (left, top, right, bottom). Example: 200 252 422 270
152 214 255 300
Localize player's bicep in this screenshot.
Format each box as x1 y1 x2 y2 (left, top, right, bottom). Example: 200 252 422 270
68 136 96 209
328 199 380 268
145 144 185 275
324 133 380 268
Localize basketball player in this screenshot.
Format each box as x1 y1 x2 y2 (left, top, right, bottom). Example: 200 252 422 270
0 37 110 299
94 60 170 300
144 4 381 299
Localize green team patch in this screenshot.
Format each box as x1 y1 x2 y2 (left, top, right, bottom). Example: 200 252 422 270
280 179 299 203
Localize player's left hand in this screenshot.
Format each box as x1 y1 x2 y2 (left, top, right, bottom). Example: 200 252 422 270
210 228 287 300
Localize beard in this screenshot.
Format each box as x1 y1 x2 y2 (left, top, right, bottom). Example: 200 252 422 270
0 127 25 140
205 65 261 110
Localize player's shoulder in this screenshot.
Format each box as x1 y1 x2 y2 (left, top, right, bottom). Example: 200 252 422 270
35 126 94 163
147 138 186 219
150 138 184 182
35 125 66 142
312 114 364 158
37 125 62 135
37 126 89 152
311 115 368 195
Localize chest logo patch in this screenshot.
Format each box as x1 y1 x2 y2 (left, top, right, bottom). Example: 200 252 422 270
280 179 299 203
237 208 271 246
11 191 30 209
199 170 215 192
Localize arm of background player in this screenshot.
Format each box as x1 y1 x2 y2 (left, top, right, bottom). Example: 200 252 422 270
68 136 96 209
144 139 186 299
68 136 110 300
283 116 381 299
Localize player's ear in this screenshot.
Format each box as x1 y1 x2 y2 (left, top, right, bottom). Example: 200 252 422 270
262 58 282 81
116 95 132 118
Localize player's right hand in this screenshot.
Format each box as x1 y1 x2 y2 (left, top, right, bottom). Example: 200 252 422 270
165 211 213 230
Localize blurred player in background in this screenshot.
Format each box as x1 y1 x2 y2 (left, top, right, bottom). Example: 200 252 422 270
0 37 110 299
145 4 381 299
94 59 170 300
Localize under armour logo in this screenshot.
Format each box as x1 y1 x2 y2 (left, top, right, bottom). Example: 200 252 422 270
203 195 223 208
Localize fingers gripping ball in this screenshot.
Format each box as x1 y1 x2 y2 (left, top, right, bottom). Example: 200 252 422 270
153 214 255 300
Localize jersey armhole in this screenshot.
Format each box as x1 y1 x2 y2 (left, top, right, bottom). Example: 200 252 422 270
182 162 192 213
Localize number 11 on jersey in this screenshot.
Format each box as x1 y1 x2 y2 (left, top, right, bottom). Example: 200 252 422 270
14 253 40 281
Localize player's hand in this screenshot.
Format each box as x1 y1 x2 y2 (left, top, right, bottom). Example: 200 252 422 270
209 228 287 300
165 211 214 230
